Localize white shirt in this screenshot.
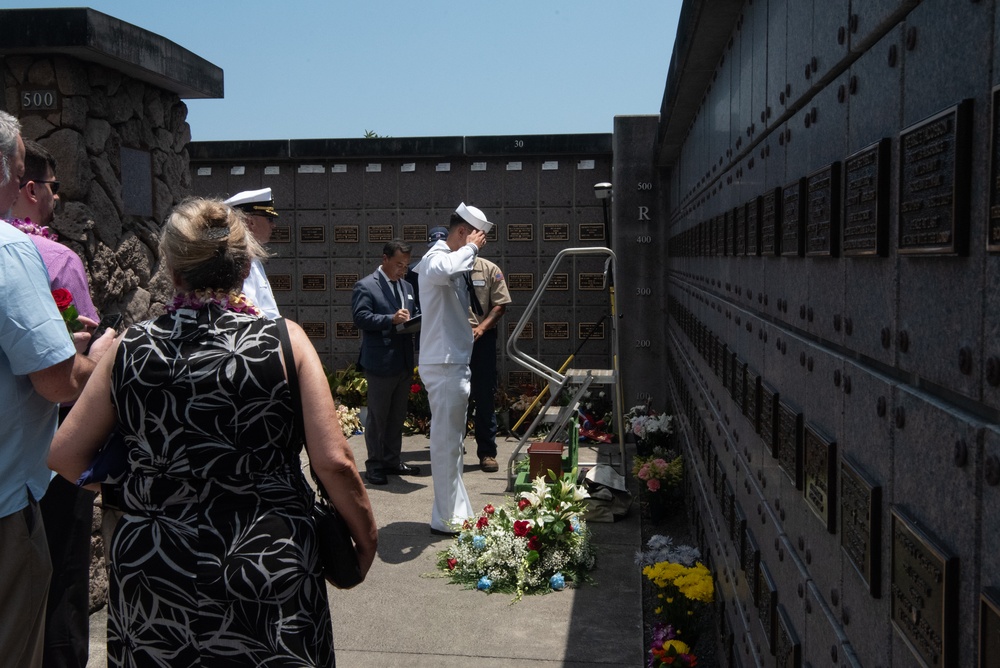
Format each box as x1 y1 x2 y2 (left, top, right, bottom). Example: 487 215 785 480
243 258 280 318
413 240 478 364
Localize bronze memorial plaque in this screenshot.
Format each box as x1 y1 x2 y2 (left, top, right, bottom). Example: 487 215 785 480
334 226 359 243
776 399 803 488
734 205 746 256
300 226 325 243
841 457 882 597
743 529 760 600
270 274 292 292
802 423 837 532
333 322 357 339
367 225 393 243
721 479 735 536
578 223 605 241
543 223 570 242
508 370 533 388
744 368 760 434
898 100 972 255
732 502 746 547
746 196 761 256
758 560 777 654
776 605 802 668
303 322 328 339
806 162 841 257
781 179 805 257
334 273 359 291
724 210 734 256
732 358 746 413
762 188 781 255
507 321 534 340
578 272 605 290
843 139 890 256
271 225 291 243
980 589 1000 668
301 274 327 292
402 224 426 243
578 322 605 340
507 273 534 291
549 273 569 291
890 508 958 668
507 223 534 242
543 322 569 340
760 382 779 458
991 85 1000 252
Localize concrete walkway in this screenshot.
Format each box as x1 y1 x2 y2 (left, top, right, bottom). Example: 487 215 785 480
87 432 643 667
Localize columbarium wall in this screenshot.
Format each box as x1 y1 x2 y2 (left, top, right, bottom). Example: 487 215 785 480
657 0 1000 666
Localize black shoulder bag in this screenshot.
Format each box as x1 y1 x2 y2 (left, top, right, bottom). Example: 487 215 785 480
275 318 364 589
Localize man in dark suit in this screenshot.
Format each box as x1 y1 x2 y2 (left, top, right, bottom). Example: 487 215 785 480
352 240 421 485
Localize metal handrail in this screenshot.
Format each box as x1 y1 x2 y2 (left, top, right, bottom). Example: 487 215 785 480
505 247 617 385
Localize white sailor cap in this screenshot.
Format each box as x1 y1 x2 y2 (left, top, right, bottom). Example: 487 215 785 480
224 187 279 218
455 202 493 233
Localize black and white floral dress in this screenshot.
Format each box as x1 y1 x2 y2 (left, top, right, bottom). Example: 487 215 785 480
106 305 335 667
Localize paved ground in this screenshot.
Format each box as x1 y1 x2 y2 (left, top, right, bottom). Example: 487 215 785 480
87 431 643 667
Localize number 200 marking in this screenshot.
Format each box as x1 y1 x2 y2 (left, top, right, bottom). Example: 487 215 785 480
634 340 651 348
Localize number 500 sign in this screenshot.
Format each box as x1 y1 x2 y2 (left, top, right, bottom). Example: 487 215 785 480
21 90 59 111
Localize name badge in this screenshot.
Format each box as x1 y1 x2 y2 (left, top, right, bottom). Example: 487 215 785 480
472 280 486 287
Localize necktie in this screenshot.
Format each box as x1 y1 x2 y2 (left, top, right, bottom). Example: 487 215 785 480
390 280 402 308
464 272 484 316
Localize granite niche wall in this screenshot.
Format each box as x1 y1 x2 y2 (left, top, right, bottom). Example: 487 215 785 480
654 0 1000 666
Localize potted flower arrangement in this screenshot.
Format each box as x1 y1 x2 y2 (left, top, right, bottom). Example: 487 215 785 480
437 470 596 602
637 535 715 665
404 367 432 435
328 364 368 410
632 450 684 521
626 404 675 454
335 404 363 438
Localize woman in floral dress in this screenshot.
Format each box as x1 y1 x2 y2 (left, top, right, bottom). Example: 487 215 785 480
49 198 377 666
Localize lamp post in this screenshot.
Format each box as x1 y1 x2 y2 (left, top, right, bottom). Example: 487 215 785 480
594 182 612 240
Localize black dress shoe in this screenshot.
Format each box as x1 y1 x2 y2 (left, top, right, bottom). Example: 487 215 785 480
387 463 421 476
430 527 458 537
365 470 388 485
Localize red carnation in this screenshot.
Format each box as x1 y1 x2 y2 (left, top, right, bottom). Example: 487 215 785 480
410 384 422 393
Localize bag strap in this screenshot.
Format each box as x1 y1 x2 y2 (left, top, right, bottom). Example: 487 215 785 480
275 317 332 502
274 317 304 445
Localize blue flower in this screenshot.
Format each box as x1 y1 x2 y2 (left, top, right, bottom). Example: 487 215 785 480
570 517 580 533
549 573 566 590
473 535 486 550
477 576 493 591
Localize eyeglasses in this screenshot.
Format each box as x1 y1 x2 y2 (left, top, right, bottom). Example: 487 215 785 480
18 180 60 195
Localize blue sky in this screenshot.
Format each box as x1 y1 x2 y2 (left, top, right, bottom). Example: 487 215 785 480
9 0 682 141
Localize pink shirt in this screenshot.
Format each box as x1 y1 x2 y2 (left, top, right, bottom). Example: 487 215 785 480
30 234 99 321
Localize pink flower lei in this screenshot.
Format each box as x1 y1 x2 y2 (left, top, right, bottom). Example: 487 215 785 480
6 217 59 241
166 289 261 317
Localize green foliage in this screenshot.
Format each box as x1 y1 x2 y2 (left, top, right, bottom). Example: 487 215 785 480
327 364 368 408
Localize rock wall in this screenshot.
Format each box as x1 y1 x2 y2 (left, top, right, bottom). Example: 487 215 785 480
3 54 187 323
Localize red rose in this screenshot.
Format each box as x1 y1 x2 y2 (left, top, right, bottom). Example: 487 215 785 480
483 504 495 515
527 535 540 551
51 288 73 311
447 558 457 570
476 516 489 529
513 520 530 537
517 498 531 510
410 384 422 393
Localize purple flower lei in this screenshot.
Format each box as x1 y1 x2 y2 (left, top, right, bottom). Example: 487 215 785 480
166 289 261 317
5 217 59 241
